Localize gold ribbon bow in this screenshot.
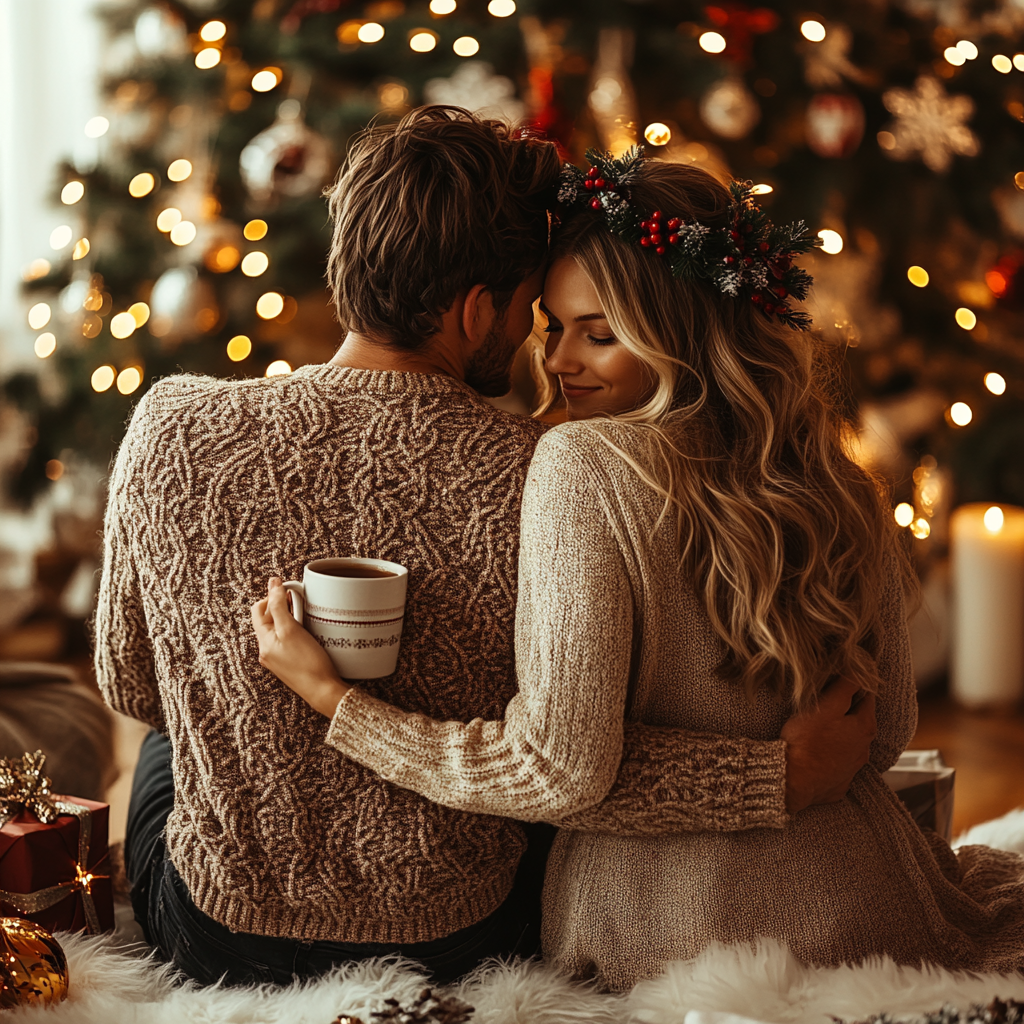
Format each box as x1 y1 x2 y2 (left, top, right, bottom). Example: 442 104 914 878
0 750 106 933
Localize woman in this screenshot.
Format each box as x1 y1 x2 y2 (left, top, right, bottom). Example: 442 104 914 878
253 156 1024 990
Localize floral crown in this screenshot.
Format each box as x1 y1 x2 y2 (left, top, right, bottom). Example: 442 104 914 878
555 147 819 331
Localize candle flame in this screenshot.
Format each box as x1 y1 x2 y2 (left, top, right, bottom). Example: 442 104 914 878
984 506 1004 533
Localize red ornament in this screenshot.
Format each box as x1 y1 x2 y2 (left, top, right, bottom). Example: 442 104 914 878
656 245 667 255
667 217 681 230
704 4 780 65
640 237 652 247
724 255 735 264
640 220 649 230
588 166 598 176
774 285 787 298
651 234 662 245
730 230 741 241
751 293 763 304
594 178 605 188
590 198 601 210
584 180 595 190
668 233 680 244
651 210 663 220
759 241 770 252
743 256 753 265
805 93 865 160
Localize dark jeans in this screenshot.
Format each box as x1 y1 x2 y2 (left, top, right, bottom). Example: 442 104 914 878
125 730 554 987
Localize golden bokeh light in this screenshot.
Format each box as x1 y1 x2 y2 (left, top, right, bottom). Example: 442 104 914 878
72 237 91 260
170 220 197 246
954 306 977 330
110 312 137 339
200 20 227 42
430 0 457 12
699 31 726 53
256 291 285 319
34 333 56 359
800 20 826 41
91 365 116 392
195 47 221 69
23 258 51 281
61 181 85 205
817 229 843 254
27 303 51 330
409 30 438 51
1015 54 1024 72
252 68 282 92
207 245 241 272
750 183 774 195
244 219 268 241
45 459 64 481
944 46 966 66
948 401 973 426
453 36 480 56
984 372 1007 395
226 335 252 361
487 0 516 15
241 251 269 277
984 506 1005 533
156 207 182 232
644 122 672 146
956 40 978 60
1015 171 1024 190
129 172 156 197
167 159 193 182
49 225 72 250
128 302 151 327
993 54 1013 73
907 265 929 287
84 116 109 138
116 366 143 395
910 517 931 540
266 359 292 376
894 502 915 528
358 22 385 42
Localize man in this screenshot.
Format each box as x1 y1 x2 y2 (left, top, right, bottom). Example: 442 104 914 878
96 106 876 986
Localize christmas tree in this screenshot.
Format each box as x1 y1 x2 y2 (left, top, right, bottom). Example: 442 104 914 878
10 0 1024 548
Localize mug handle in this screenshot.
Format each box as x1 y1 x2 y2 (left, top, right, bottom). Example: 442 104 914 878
281 581 305 626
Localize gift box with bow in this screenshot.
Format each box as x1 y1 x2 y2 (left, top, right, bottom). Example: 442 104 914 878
0 751 113 934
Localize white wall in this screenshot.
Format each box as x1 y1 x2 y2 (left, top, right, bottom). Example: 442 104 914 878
0 0 103 371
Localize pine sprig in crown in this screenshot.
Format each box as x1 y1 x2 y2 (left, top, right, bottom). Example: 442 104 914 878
556 146 820 331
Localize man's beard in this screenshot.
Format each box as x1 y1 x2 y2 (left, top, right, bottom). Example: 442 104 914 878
465 312 517 398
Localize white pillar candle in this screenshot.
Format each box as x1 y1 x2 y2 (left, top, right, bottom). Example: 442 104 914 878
950 502 1024 707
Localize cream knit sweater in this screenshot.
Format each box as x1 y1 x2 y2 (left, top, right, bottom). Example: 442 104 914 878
96 367 788 945
327 419 1024 988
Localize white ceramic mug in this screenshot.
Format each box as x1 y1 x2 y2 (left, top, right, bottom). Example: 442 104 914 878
282 557 408 680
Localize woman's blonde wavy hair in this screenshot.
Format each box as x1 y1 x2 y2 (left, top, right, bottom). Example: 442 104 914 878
537 161 906 710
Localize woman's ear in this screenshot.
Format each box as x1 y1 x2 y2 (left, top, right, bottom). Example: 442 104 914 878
461 283 497 350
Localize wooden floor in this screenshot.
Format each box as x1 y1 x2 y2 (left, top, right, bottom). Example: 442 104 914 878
912 683 1024 835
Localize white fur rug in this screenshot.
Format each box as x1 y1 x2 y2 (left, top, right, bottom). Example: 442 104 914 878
10 808 1024 1024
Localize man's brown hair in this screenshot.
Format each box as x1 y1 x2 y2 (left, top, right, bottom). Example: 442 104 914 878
326 106 561 349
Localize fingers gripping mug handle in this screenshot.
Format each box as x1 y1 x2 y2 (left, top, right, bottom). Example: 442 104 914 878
282 581 305 626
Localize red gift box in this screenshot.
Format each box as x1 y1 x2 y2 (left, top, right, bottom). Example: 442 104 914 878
0 750 113 935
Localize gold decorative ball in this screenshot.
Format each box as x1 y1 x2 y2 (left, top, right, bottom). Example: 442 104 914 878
0 917 69 1009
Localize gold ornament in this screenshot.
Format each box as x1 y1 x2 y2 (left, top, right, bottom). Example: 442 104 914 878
0 917 68 1009
0 750 62 829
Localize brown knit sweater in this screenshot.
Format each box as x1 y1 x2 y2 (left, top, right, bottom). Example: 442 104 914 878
95 365 788 944
326 419 1024 987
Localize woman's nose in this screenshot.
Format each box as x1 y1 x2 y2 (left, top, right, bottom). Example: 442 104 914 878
544 335 582 375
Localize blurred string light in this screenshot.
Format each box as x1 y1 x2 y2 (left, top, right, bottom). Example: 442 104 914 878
195 48 221 69
110 312 137 339
956 40 978 59
487 0 516 15
954 306 977 329
266 359 292 376
84 116 109 138
61 181 84 205
244 219 268 241
209 245 240 271
453 36 479 56
167 159 192 182
644 122 672 146
129 172 155 197
800 20 826 42
944 46 966 66
252 68 282 91
227 335 252 361
984 371 1007 395
817 229 843 254
156 207 181 232
984 505 1005 532
1015 171 1024 189
28 303 51 329
241 251 269 277
948 401 973 426
409 30 438 51
34 333 56 359
894 502 915 527
1014 54 1024 71
993 54 1013 73
129 301 150 326
45 460 64 481
116 366 143 395
750 183 773 194
170 220 197 246
357 22 385 42
49 225 72 250
200 20 226 41
91 365 116 392
23 259 50 281
910 517 931 540
72 237 90 260
430 0 456 12
698 31 726 53
907 265 929 287
256 292 285 319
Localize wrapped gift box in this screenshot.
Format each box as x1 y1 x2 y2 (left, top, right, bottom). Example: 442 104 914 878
883 749 956 843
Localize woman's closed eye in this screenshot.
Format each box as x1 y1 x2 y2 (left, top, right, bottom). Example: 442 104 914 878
587 334 616 346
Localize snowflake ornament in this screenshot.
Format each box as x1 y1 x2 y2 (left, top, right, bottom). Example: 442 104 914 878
423 62 525 121
881 75 979 173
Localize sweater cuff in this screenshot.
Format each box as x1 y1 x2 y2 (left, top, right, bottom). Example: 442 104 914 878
326 685 390 759
735 738 789 829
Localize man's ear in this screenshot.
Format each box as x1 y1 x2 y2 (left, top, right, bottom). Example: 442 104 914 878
460 284 496 349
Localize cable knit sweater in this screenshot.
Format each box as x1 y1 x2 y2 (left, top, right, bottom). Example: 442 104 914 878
326 419 1024 988
95 365 788 944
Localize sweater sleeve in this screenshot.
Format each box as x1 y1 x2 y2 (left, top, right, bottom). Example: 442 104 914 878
326 430 633 820
868 554 918 773
94 394 165 732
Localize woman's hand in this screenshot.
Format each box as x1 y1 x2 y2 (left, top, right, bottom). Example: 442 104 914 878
251 577 351 718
